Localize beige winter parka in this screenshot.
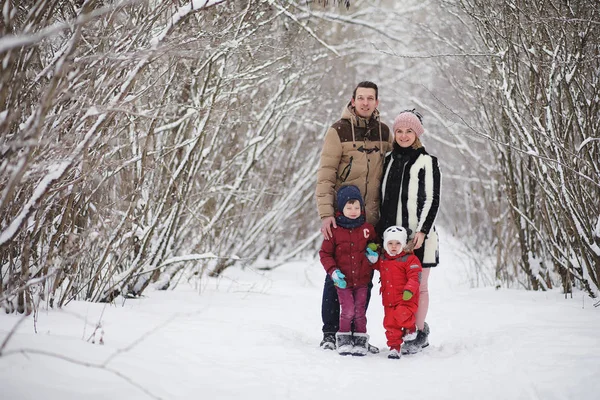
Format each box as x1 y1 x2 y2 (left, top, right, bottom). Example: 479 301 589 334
316 104 393 226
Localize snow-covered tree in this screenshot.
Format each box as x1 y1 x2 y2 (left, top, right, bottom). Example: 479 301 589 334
0 0 360 311
450 0 600 296
2 0 597 314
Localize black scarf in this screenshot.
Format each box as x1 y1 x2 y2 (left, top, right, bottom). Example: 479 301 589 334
392 143 419 163
335 212 366 229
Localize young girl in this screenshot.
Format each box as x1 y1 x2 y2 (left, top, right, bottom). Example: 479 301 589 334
371 225 422 359
319 185 377 356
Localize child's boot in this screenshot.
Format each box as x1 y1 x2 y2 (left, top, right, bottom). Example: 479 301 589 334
388 346 401 359
335 332 353 355
351 333 369 356
403 326 418 341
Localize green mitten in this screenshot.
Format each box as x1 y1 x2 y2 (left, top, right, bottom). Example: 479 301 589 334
402 290 413 301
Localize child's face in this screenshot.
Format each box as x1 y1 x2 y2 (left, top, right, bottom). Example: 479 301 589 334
342 201 361 219
386 240 403 256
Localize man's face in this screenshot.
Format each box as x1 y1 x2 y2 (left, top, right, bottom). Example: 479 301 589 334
351 88 378 119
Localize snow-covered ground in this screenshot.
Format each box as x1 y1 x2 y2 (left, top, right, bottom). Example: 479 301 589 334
1 231 599 400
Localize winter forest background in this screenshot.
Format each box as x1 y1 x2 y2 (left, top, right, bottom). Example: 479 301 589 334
0 0 599 315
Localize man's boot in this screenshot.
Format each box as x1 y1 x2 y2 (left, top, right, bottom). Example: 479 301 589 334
320 333 336 350
368 343 380 354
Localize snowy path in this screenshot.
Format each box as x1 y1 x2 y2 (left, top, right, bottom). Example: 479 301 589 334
1 231 599 399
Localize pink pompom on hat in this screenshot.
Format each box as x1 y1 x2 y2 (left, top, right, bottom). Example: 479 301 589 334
392 110 424 137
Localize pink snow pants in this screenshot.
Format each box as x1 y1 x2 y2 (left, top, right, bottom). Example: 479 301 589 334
336 285 368 333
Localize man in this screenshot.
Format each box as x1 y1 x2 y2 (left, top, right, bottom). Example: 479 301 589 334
315 81 393 351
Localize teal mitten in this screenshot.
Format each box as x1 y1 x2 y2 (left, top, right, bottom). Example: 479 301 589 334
331 269 347 289
366 247 379 264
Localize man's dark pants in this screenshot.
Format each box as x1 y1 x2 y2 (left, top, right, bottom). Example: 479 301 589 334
321 271 374 335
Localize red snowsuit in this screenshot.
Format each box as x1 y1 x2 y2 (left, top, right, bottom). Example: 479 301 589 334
372 251 422 350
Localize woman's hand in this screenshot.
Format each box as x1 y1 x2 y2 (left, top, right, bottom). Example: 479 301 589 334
413 232 426 249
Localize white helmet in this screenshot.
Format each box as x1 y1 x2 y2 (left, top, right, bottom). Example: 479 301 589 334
383 226 408 255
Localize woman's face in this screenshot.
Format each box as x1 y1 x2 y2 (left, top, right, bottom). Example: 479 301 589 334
394 127 416 148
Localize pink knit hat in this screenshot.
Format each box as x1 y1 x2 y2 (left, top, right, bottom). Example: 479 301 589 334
393 111 424 137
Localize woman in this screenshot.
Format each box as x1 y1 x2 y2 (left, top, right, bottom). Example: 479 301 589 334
376 109 441 354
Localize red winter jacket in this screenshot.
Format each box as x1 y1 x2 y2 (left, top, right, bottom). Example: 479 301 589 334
372 252 422 308
319 223 377 288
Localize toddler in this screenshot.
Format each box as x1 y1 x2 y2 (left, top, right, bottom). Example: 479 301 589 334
371 225 422 359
